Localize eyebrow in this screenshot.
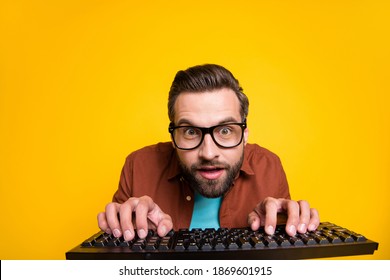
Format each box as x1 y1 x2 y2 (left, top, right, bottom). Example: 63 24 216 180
176 117 241 127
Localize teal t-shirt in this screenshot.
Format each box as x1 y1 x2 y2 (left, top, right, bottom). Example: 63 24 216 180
189 191 222 229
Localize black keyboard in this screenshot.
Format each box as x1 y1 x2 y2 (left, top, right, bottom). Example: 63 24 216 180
66 222 378 260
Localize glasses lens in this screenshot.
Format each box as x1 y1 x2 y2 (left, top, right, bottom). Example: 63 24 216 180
213 124 243 147
172 127 203 149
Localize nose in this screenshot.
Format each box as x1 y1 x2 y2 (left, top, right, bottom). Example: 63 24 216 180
198 134 219 160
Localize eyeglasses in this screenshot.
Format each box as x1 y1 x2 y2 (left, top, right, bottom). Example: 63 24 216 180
168 121 247 150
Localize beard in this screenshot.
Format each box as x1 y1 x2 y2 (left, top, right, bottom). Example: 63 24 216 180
178 152 244 198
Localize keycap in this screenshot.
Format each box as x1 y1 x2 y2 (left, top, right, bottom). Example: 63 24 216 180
81 232 102 247
237 236 252 248
107 237 121 246
335 232 354 243
275 234 292 247
288 236 304 246
145 237 159 250
131 240 146 251
263 236 278 247
310 233 329 244
299 233 316 245
249 236 264 247
158 237 171 250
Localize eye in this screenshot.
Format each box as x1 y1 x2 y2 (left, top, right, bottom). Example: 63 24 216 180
182 127 201 138
217 126 233 137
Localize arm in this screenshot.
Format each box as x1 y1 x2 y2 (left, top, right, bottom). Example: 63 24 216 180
97 152 173 241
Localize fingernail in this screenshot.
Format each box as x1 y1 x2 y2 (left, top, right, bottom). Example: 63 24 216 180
105 228 112 235
113 229 121 238
266 225 274 235
160 225 167 236
298 223 306 232
308 224 316 231
124 230 133 240
138 229 146 239
289 225 297 235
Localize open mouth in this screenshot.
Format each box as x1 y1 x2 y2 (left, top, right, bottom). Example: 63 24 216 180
197 166 225 180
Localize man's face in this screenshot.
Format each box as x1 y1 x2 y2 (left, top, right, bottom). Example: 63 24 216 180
172 88 249 198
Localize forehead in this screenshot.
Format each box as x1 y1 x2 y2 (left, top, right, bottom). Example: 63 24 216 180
173 88 242 126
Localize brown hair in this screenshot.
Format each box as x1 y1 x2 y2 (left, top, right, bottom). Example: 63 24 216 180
168 64 249 122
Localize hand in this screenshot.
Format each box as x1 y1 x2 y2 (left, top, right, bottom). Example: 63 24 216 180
97 195 173 241
248 197 319 236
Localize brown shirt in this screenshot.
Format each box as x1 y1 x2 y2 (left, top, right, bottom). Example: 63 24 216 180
113 142 290 230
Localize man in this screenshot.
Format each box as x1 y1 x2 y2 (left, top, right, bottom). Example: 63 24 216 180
97 64 319 241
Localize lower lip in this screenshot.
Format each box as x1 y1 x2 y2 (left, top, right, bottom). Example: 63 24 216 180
198 169 224 180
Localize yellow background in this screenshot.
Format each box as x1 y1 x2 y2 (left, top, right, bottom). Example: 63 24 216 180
0 0 389 259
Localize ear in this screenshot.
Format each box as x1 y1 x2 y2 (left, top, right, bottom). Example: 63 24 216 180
243 127 249 145
170 135 176 149
169 122 176 149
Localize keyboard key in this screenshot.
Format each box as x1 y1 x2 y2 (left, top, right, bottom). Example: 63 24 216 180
145 237 159 250
174 241 186 251
350 233 367 242
94 235 110 247
310 233 329 245
187 242 199 251
199 239 213 250
213 241 226 249
335 232 354 243
107 237 121 246
225 237 239 249
157 237 171 250
131 240 146 251
288 236 304 246
81 232 102 247
275 234 292 247
249 236 264 247
322 232 342 244
119 240 132 247
237 237 252 249
263 236 278 247
299 233 316 245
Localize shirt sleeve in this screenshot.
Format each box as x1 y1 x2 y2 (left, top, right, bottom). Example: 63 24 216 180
277 156 291 199
112 155 134 203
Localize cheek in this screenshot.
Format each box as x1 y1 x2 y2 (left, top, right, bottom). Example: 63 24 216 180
226 150 243 164
176 150 197 167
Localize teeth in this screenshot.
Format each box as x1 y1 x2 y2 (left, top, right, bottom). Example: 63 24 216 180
201 168 220 172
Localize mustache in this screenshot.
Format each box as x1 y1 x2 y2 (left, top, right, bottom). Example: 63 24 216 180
190 160 229 170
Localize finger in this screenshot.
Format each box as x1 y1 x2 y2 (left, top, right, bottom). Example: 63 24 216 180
119 198 138 241
256 197 279 235
97 212 111 235
308 208 320 231
247 211 261 231
137 196 173 237
282 200 300 236
105 202 122 238
297 200 311 233
156 212 173 237
135 196 155 239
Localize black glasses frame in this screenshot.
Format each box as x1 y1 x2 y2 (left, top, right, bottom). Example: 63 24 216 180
168 121 247 150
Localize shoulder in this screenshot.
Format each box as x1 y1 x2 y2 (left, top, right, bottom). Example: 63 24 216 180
244 143 282 162
241 143 284 175
125 142 175 162
129 142 174 155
